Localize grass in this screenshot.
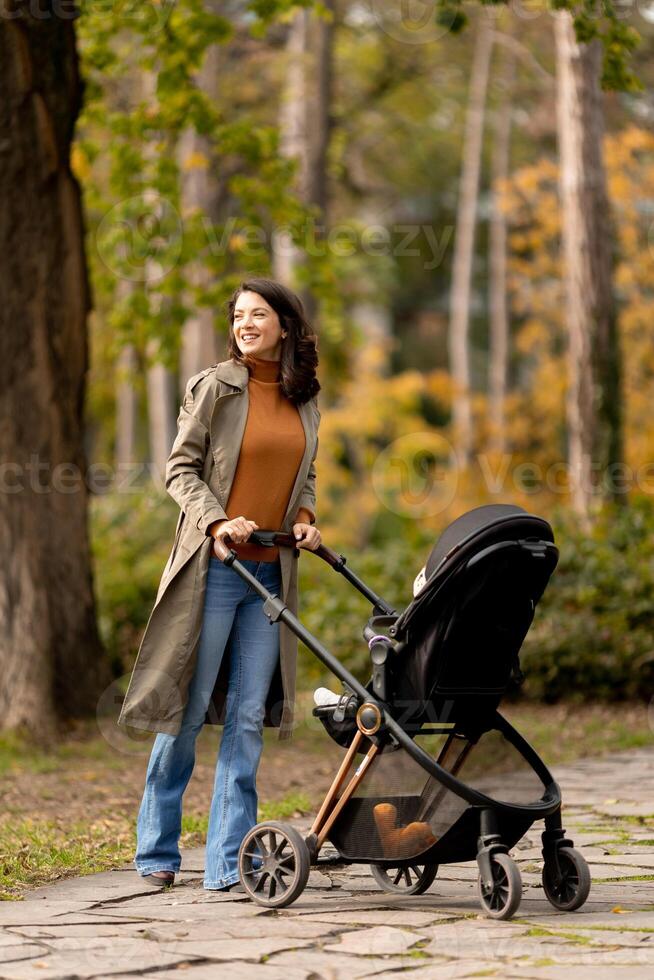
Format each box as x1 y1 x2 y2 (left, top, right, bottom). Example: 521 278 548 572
500 702 652 766
0 818 133 902
0 726 128 778
0 790 313 902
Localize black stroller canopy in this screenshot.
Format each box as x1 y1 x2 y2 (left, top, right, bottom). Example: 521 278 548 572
387 504 558 727
392 503 556 642
425 504 540 579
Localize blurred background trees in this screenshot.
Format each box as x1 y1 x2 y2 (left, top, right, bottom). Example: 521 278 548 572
2 0 654 737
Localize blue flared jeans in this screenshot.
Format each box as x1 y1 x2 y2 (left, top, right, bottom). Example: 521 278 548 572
134 556 282 889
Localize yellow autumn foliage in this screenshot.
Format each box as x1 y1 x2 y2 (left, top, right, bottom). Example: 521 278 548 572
316 126 654 544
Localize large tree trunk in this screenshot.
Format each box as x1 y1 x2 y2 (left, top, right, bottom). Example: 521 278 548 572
0 6 108 739
554 12 622 521
448 13 494 465
488 42 516 454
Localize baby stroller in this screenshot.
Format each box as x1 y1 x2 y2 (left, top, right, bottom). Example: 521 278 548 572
213 503 591 919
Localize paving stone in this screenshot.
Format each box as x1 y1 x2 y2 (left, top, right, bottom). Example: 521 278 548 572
158 935 313 961
503 968 653 979
323 924 426 955
144 965 310 980
269 949 424 977
301 908 453 928
379 965 490 980
0 903 107 927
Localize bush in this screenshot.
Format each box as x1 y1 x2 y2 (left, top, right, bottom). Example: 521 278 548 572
90 488 178 671
520 496 654 701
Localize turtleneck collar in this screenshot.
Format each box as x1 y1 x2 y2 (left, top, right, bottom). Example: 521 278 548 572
249 355 281 383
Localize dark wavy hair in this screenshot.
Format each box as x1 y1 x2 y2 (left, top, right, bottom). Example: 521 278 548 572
225 277 320 405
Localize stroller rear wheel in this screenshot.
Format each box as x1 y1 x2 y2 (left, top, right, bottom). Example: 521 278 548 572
238 821 310 909
477 852 522 920
369 861 438 895
542 846 591 912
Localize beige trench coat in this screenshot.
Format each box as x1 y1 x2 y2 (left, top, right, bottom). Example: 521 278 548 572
117 357 320 740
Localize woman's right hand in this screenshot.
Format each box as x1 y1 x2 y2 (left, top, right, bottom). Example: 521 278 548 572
210 516 259 547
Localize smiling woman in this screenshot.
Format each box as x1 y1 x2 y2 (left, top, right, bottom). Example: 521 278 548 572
120 276 322 894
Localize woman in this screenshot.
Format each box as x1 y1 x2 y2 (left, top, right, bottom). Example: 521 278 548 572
132 277 322 891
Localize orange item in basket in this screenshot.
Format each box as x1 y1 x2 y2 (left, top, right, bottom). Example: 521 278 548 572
373 802 438 858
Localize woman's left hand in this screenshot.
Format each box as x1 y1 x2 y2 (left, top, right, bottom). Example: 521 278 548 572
292 522 322 551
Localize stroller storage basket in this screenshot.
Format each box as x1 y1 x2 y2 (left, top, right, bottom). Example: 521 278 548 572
328 722 548 864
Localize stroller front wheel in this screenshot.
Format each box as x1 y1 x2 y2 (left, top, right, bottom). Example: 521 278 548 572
477 852 522 920
369 861 438 895
542 846 591 912
238 821 310 909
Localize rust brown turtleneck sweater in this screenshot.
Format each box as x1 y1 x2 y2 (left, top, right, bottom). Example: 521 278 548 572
211 355 315 563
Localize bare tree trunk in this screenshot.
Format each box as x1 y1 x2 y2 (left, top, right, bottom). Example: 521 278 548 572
306 0 334 217
114 228 140 476
141 69 177 480
302 0 335 323
554 12 621 521
272 7 309 284
178 43 220 389
0 7 108 739
115 342 139 472
146 337 177 485
448 13 494 465
488 43 516 454
273 2 335 324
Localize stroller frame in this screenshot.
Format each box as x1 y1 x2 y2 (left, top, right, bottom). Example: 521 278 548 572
213 524 589 919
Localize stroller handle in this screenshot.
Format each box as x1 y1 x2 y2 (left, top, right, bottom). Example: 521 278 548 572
211 528 344 566
212 528 397 616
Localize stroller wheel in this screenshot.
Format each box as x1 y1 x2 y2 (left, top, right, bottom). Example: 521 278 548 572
238 821 310 909
542 846 591 912
477 852 522 920
369 862 438 895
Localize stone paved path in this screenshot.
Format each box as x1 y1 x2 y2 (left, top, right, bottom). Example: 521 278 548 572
1 747 653 979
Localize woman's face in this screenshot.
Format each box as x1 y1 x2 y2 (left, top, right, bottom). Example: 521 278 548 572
232 291 285 361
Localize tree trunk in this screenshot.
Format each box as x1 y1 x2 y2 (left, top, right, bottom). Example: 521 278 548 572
302 0 335 323
273 2 335 324
115 342 139 472
488 42 516 454
0 7 108 739
146 337 177 485
448 13 494 465
142 69 177 480
272 6 309 284
554 12 622 521
178 43 220 388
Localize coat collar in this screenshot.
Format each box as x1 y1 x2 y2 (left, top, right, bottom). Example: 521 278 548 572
214 357 249 390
